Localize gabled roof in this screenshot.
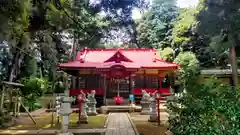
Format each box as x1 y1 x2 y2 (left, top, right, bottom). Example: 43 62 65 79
58 48 179 69
104 49 133 63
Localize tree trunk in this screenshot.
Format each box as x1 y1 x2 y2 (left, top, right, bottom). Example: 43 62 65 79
230 43 238 88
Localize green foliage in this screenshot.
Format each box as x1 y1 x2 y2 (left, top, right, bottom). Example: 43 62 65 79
172 8 197 43
159 47 174 62
21 77 49 111
168 50 240 134
193 0 240 67
174 52 199 82
0 42 10 81
170 5 216 68
136 0 178 48
20 56 37 78
167 77 240 135
21 77 48 102
0 109 13 128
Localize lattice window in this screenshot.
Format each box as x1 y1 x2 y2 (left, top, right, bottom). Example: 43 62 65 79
145 75 158 88
133 76 144 88
77 76 85 89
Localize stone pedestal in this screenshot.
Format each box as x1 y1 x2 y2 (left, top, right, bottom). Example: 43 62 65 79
148 100 157 122
87 102 98 116
140 100 151 115
79 114 88 124
78 100 88 124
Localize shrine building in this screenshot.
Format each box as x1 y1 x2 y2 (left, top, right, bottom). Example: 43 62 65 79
58 48 179 106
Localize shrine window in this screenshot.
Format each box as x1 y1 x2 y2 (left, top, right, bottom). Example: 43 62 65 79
145 75 158 88
76 76 86 89
86 75 99 89
133 76 144 88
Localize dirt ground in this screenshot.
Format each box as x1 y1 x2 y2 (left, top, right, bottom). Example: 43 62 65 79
130 112 169 135
9 112 107 130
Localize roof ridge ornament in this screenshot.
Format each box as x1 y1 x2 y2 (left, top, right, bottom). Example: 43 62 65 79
80 59 84 63
104 49 133 63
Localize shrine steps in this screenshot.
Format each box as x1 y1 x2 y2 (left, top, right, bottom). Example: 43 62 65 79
105 98 129 105
99 104 167 114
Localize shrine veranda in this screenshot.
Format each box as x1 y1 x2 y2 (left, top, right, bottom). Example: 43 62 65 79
58 48 179 106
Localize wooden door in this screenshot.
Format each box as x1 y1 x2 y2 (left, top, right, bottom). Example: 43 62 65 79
106 77 130 98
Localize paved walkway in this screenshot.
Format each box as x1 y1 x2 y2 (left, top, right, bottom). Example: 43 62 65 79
105 113 136 135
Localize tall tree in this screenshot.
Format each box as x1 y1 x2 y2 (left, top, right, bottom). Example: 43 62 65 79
195 0 240 86
135 0 178 48
89 0 149 47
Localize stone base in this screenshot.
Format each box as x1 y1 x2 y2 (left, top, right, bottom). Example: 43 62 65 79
56 132 74 135
140 111 150 115
148 114 157 122
78 115 88 124
140 101 150 115
87 112 98 116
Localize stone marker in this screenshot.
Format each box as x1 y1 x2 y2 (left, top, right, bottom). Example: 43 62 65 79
79 90 89 124
140 90 151 115
87 90 98 116
148 95 157 122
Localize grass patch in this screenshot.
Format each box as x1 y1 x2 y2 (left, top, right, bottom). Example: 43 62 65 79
134 121 168 135
67 113 106 129
8 113 107 130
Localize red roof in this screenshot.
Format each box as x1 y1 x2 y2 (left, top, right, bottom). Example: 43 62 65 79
58 48 179 70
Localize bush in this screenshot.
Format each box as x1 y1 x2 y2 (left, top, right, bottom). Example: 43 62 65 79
167 78 240 134
174 51 200 92
167 52 240 134
21 77 49 111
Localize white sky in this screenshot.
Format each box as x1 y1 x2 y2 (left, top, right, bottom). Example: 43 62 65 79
132 0 199 19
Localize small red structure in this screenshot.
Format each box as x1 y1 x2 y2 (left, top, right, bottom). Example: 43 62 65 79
58 48 179 106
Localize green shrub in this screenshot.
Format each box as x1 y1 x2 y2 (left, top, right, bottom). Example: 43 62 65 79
168 52 240 134
21 77 49 111
167 78 240 134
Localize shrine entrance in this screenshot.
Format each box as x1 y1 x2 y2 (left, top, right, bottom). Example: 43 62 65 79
106 77 131 98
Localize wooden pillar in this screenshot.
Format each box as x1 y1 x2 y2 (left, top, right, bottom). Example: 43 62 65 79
103 74 107 105
76 76 79 89
143 70 146 88
14 95 17 117
158 70 162 93
129 75 132 94
17 97 21 116
0 85 5 109
72 76 76 89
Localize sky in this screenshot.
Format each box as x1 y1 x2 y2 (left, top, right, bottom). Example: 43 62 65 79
132 0 199 19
